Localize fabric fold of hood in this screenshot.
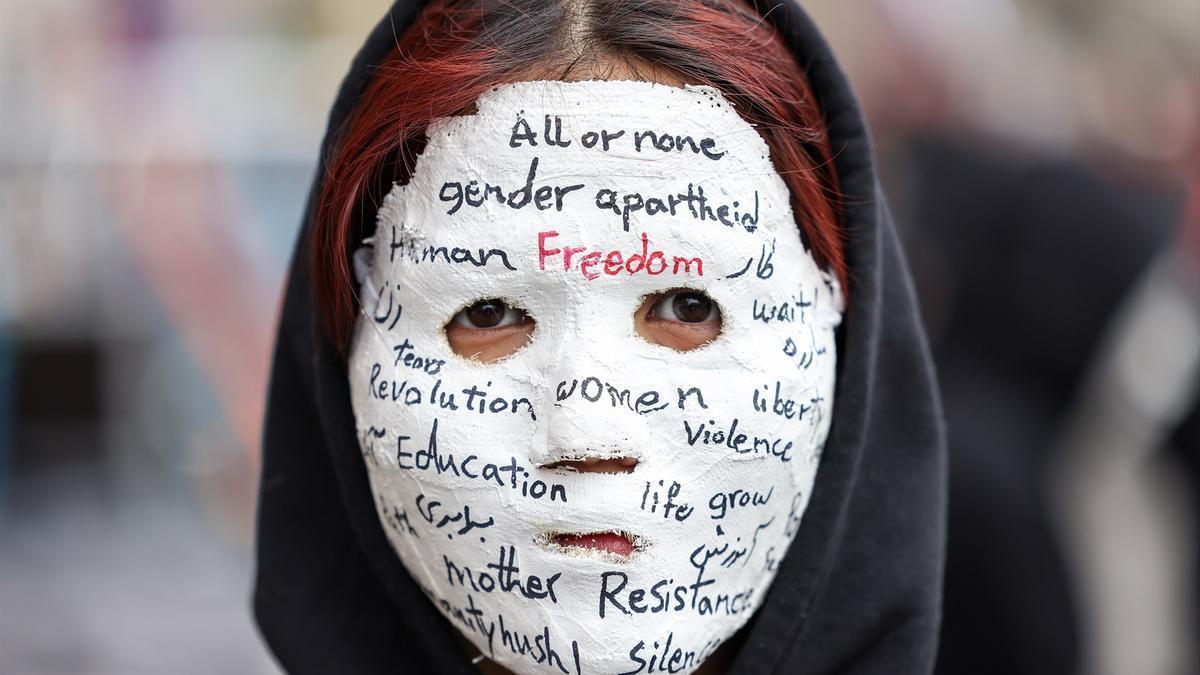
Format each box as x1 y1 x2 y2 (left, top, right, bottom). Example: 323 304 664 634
253 1 946 673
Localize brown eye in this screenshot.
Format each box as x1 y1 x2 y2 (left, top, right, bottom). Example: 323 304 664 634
457 299 521 328
656 292 718 323
445 298 535 363
636 289 722 352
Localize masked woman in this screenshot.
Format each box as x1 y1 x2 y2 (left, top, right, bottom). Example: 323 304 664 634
254 1 945 673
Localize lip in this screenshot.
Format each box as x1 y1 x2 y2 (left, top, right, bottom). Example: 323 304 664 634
547 530 640 558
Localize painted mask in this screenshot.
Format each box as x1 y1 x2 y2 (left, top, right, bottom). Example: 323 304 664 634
349 80 841 675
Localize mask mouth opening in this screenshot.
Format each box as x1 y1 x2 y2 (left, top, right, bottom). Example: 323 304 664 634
539 530 645 560
540 455 639 474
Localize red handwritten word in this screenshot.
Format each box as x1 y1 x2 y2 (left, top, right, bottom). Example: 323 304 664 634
537 231 704 281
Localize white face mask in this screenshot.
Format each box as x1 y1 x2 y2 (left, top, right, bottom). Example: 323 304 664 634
349 80 841 675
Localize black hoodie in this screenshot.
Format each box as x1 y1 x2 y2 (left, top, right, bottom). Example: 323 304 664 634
253 1 946 673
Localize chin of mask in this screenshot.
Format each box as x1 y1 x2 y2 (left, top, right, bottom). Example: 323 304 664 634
349 80 842 675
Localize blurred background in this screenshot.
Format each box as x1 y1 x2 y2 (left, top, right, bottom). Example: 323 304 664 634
0 0 1195 673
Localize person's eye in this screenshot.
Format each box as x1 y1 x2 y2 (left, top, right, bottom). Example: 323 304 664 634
649 291 720 324
452 299 529 329
636 289 722 352
445 298 535 362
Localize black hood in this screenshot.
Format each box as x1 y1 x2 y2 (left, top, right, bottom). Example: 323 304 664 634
253 1 947 673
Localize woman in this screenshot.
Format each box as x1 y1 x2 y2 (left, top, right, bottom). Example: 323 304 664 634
254 1 945 673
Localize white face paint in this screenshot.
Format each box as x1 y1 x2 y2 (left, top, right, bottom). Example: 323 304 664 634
349 80 842 675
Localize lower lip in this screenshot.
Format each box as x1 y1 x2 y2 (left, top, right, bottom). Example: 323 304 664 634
551 532 636 557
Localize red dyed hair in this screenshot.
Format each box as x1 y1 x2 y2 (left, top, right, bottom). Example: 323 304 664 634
313 0 845 352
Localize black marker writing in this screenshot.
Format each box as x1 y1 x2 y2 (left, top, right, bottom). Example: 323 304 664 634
595 184 758 233
555 376 670 415
392 338 445 376
368 367 536 420
439 157 584 215
373 281 402 330
639 480 694 522
620 632 724 675
707 486 774 520
444 545 562 603
415 494 494 537
682 417 795 463
396 420 567 502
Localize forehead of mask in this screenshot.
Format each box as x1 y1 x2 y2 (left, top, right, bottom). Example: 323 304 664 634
350 80 842 675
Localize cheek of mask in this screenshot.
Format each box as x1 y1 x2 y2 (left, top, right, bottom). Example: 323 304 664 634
348 80 842 675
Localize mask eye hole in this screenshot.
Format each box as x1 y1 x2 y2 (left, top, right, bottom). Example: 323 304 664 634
635 289 723 352
445 298 535 363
